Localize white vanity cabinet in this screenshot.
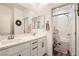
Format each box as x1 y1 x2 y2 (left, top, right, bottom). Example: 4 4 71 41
10 42 30 56
0 46 17 56
0 42 30 56
30 37 47 56
19 42 30 56
0 36 47 56
38 37 47 56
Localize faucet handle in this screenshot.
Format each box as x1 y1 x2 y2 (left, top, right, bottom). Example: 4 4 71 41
11 34 14 39
8 35 11 40
12 35 14 39
8 35 14 40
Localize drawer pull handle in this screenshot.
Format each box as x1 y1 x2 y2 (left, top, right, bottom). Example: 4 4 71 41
42 42 44 48
32 41 37 44
32 47 37 50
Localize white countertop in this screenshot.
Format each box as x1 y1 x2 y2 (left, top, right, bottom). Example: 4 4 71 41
0 32 47 50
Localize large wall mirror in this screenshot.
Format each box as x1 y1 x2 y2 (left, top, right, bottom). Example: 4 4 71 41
32 16 45 30
0 4 45 35
0 4 29 35
32 16 45 33
32 16 45 34
0 4 12 35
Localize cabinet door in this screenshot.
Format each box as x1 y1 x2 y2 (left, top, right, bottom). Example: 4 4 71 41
31 45 38 56
9 42 30 56
38 38 43 56
8 46 18 56
21 47 30 56
42 37 47 55
0 42 31 56
38 37 47 56
16 42 30 56
0 49 9 56
21 42 30 56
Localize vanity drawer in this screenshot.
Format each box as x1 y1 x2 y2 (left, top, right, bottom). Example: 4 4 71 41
31 45 38 56
31 40 38 46
31 48 38 56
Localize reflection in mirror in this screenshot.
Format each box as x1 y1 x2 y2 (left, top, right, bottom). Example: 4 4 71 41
32 16 45 35
32 17 37 29
38 16 45 29
23 17 30 33
32 16 45 30
0 4 27 40
0 4 12 35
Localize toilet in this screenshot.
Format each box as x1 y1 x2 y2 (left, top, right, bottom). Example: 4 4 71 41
53 37 70 56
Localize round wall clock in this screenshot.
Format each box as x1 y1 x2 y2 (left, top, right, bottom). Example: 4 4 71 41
15 20 22 26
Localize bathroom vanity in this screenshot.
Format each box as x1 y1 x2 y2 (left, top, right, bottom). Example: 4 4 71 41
0 34 47 56
0 4 47 56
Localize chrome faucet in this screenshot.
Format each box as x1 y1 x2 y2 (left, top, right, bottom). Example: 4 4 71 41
33 32 36 36
8 34 14 40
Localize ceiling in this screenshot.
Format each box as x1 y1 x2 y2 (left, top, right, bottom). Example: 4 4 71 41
0 3 66 15
18 3 65 11
0 3 66 12
16 3 66 16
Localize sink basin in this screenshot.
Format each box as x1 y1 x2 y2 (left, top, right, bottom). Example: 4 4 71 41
58 38 70 49
0 39 22 45
60 37 70 42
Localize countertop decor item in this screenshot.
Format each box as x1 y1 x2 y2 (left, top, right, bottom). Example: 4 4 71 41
32 17 37 29
15 20 22 26
27 24 31 33
46 21 50 31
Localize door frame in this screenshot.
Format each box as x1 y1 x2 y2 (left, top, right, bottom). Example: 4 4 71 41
51 3 77 56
